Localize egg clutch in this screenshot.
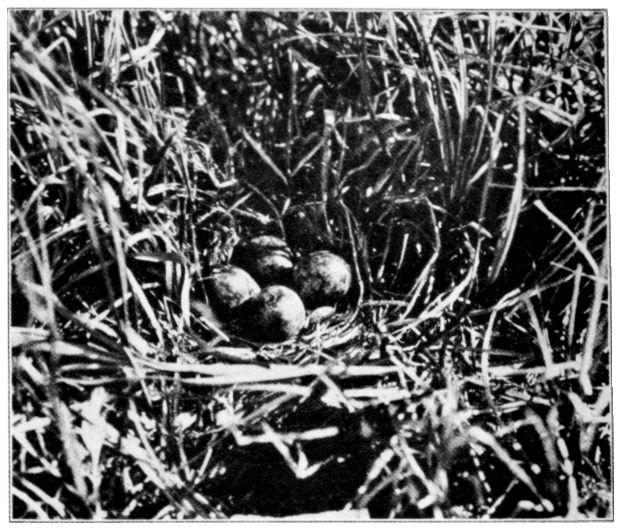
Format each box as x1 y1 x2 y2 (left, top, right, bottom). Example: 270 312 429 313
196 236 352 342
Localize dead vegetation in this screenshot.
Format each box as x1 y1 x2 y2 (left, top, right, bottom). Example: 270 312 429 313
10 10 609 519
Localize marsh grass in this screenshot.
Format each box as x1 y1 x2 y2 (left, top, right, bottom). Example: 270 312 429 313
10 10 609 519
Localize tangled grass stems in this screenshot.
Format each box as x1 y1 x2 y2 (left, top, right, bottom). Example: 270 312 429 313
10 9 608 520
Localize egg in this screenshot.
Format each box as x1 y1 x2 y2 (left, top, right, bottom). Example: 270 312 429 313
232 235 293 286
306 305 337 325
294 251 352 308
199 265 260 317
236 285 306 342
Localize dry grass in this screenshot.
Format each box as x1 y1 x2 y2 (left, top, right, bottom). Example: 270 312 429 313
10 10 609 519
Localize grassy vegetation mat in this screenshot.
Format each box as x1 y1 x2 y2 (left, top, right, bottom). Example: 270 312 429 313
10 10 609 519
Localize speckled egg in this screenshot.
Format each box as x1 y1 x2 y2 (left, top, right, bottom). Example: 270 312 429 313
236 285 306 342
294 250 352 308
232 235 293 286
199 265 260 317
